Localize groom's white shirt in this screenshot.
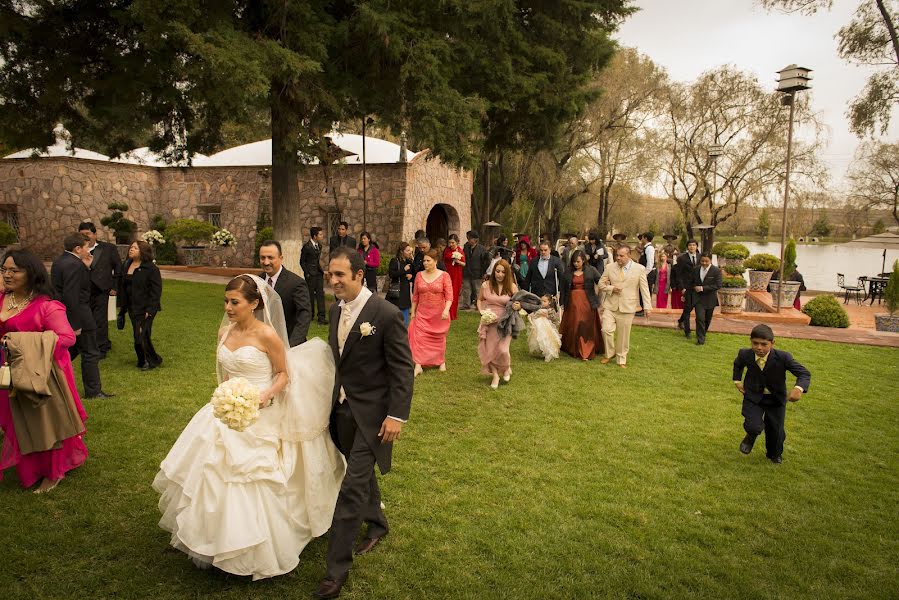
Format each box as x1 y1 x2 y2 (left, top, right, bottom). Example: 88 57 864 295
337 286 406 423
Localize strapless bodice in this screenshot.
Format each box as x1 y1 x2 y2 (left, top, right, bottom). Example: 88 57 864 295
216 345 273 390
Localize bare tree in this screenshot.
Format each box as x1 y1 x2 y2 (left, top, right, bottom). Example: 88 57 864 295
847 140 899 225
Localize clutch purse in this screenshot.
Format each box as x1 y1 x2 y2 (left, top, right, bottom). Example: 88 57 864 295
116 310 126 330
0 344 11 390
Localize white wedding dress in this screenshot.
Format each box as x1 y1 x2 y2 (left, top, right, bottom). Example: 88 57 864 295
152 335 345 580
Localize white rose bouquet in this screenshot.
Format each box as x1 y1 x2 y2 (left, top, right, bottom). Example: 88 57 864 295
451 250 463 262
141 230 165 246
211 377 261 432
479 310 498 325
211 228 236 247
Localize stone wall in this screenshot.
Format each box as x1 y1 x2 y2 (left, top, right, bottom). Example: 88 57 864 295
0 154 471 268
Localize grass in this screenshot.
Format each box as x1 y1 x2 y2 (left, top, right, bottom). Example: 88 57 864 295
1 279 897 599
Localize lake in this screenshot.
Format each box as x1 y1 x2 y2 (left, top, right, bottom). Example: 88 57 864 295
732 242 898 292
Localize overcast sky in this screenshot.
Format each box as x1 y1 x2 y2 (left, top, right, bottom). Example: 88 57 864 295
615 0 898 191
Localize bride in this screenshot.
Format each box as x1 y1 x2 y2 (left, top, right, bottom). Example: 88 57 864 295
152 274 345 580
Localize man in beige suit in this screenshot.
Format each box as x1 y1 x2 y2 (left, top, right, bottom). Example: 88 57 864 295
598 246 651 367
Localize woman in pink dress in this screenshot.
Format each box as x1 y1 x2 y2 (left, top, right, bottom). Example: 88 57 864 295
0 249 87 493
442 234 466 320
477 259 520 389
655 250 671 308
408 249 454 376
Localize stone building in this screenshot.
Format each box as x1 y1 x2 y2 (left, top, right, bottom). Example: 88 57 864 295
1 131 472 270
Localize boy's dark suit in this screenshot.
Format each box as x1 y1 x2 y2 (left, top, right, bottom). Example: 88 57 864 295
524 255 564 297
88 240 122 354
300 240 327 324
683 264 722 343
326 293 414 583
51 252 102 397
262 268 311 347
733 348 810 460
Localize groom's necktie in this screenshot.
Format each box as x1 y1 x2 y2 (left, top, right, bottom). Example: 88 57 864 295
338 304 352 355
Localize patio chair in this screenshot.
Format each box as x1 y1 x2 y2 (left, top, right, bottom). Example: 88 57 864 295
837 273 863 305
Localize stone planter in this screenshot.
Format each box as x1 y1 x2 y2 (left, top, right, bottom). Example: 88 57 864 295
747 270 774 292
874 314 899 333
180 246 206 266
717 257 744 270
717 287 747 314
769 280 801 307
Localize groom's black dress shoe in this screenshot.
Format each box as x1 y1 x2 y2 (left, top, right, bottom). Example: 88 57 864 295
354 532 387 556
739 434 757 455
312 575 347 599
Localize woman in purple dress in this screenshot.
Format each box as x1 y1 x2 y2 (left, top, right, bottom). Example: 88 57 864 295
0 249 87 493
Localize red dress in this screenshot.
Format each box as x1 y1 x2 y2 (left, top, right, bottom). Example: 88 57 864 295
656 265 670 308
0 295 87 487
408 271 454 366
442 246 465 320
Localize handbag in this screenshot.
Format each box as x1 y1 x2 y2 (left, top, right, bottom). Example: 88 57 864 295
386 279 401 301
116 310 126 331
0 342 11 390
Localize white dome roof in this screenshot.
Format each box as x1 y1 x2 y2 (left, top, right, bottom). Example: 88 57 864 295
196 132 417 167
5 124 111 161
110 147 207 167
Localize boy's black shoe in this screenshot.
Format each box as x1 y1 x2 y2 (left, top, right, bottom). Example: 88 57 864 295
768 456 782 465
739 434 756 454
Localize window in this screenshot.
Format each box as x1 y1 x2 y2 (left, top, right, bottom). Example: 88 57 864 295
5 212 19 234
327 211 342 237
207 213 222 228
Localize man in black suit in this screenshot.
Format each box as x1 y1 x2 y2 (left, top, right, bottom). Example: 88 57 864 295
683 252 722 345
733 324 810 464
460 230 489 310
51 233 110 399
314 246 413 599
301 226 328 325
524 241 564 299
259 239 311 347
329 221 356 252
674 239 700 331
78 221 122 357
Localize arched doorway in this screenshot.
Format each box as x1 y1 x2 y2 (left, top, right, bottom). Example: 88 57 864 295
426 204 449 243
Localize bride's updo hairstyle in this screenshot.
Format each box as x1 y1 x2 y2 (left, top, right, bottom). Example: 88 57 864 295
226 275 265 311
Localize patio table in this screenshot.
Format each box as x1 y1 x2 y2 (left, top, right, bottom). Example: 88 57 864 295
865 276 889 305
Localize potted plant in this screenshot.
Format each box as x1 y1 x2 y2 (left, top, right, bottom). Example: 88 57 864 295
714 242 750 268
717 266 748 314
783 238 797 277
166 218 217 266
210 228 237 267
0 221 18 253
100 202 137 259
743 253 780 291
874 260 899 333
375 254 392 294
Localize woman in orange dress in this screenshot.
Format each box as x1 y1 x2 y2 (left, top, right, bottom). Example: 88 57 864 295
408 249 454 376
559 250 604 361
442 234 466 320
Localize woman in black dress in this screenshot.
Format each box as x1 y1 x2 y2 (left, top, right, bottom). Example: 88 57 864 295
118 240 163 370
387 242 414 325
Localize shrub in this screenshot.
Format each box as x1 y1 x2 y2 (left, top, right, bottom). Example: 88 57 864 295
254 226 274 267
885 260 899 316
721 243 750 260
376 253 392 276
802 295 850 328
721 274 747 288
711 241 730 256
724 265 745 276
148 215 177 265
166 218 217 246
784 238 797 276
744 253 781 272
100 202 137 244
0 221 18 245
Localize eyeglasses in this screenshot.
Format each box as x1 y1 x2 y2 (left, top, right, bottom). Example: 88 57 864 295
0 267 24 275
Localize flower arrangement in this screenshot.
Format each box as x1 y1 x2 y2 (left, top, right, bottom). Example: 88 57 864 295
480 310 498 325
141 230 166 246
451 250 463 262
211 377 260 431
211 228 236 247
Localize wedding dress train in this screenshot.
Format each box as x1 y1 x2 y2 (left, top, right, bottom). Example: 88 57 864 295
152 337 345 580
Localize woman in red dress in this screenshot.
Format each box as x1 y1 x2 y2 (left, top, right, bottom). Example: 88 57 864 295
559 250 604 361
408 249 454 376
442 234 466 320
655 250 671 308
0 249 87 493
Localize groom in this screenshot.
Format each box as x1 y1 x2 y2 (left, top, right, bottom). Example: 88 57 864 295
315 246 414 599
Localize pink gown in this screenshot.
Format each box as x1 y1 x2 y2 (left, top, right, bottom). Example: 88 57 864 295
477 283 513 375
0 295 88 487
408 271 454 366
656 265 670 308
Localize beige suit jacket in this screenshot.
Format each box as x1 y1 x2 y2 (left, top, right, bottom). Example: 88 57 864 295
599 261 651 314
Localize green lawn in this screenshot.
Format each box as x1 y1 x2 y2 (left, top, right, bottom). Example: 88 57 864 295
1 279 897 599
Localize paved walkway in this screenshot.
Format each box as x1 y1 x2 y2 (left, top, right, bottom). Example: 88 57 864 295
160 268 899 348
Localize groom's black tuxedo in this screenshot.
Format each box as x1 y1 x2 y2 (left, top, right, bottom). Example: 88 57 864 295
325 292 413 582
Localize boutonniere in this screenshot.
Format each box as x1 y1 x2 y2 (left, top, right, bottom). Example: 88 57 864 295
359 322 376 337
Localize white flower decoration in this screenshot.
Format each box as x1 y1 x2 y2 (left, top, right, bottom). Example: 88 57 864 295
360 322 376 337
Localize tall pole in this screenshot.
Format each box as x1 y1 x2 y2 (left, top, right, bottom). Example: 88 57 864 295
362 117 368 232
483 159 491 228
776 92 796 312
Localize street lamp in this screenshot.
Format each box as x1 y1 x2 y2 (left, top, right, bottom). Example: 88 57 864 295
774 65 812 311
